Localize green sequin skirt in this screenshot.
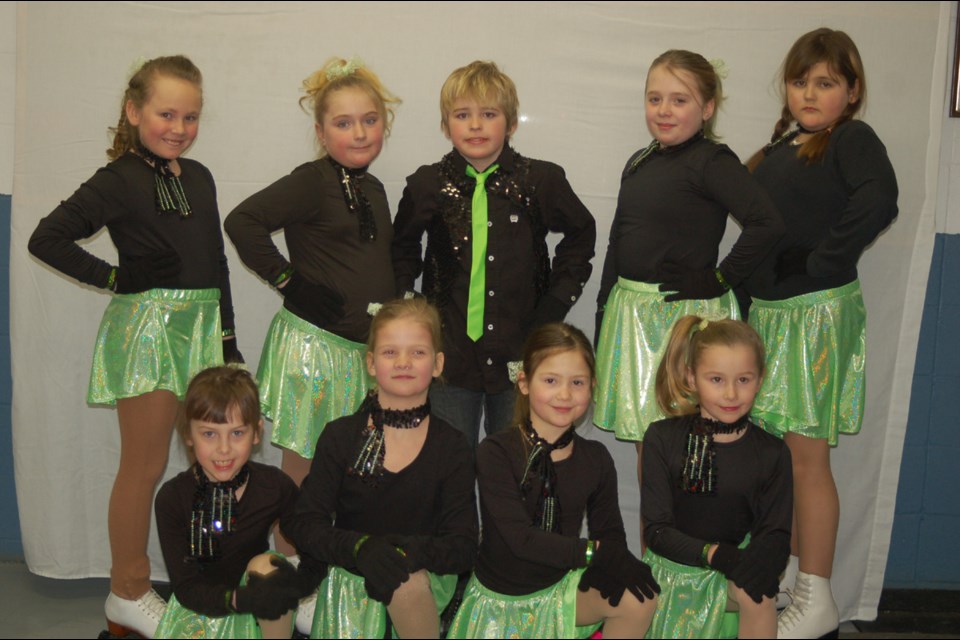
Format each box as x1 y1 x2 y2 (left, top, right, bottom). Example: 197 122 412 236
594 278 739 441
447 570 602 639
87 288 222 405
310 565 456 639
749 280 866 446
643 549 738 639
258 307 371 458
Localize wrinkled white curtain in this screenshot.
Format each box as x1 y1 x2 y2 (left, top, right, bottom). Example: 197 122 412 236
9 1 944 622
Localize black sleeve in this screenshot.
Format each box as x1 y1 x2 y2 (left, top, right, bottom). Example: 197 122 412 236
27 166 123 289
224 169 316 286
807 122 899 277
641 423 710 566
476 436 589 570
742 440 793 567
155 479 234 617
705 147 785 287
538 163 596 311
200 165 236 332
391 170 434 296
399 430 479 574
585 444 629 544
280 420 365 574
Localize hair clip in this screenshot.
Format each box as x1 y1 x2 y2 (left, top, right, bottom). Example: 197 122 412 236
326 56 365 81
709 58 729 80
698 319 710 331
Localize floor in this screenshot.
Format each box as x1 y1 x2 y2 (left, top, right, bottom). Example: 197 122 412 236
0 557 956 638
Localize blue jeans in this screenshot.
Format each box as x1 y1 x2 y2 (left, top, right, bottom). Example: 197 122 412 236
429 381 516 449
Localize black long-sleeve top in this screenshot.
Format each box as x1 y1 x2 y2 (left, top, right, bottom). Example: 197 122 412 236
281 411 478 578
392 146 596 392
28 152 236 329
154 462 299 617
744 120 898 301
641 416 792 568
224 159 395 343
597 136 783 309
475 428 626 595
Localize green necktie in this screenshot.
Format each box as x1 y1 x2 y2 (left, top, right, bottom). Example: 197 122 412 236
466 163 499 341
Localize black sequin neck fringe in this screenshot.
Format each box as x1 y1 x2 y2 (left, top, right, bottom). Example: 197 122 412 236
520 420 575 533
189 462 249 560
680 414 750 495
134 143 192 218
327 156 376 242
347 390 430 485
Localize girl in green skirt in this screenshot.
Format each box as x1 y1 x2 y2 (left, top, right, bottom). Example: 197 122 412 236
155 367 310 638
642 317 792 638
449 323 658 639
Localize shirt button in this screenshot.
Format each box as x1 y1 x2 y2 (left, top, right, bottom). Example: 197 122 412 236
487 221 493 227
487 324 494 331
488 290 495 297
570 295 577 302
488 256 495 262
487 358 493 365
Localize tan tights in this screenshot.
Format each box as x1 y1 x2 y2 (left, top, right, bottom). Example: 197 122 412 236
274 449 313 556
109 390 178 599
785 432 838 578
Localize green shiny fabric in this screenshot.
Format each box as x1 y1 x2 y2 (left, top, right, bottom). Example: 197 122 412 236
594 278 739 441
643 549 733 639
258 307 371 458
88 288 222 405
447 570 601 639
311 565 455 639
749 280 866 446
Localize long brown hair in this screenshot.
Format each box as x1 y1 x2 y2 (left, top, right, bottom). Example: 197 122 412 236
655 316 765 416
107 55 202 160
748 28 865 170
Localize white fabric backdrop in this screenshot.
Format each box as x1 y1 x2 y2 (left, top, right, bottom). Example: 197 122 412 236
9 1 945 622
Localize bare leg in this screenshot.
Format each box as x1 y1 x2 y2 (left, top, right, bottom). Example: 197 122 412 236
727 583 776 638
576 587 655 639
246 554 295 639
784 433 837 577
387 570 438 639
635 441 646 549
275 449 313 555
110 390 178 599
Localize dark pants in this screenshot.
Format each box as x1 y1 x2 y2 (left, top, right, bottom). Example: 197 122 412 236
429 381 516 449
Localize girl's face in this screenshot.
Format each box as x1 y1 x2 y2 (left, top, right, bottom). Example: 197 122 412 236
126 75 201 160
518 349 593 438
645 65 714 148
186 405 261 483
687 343 762 424
787 61 858 133
316 86 385 169
367 318 444 409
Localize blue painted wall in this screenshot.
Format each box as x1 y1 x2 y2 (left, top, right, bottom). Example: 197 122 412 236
0 193 21 557
885 233 960 589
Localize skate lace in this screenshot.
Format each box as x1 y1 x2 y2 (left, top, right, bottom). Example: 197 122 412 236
138 589 168 621
777 583 811 631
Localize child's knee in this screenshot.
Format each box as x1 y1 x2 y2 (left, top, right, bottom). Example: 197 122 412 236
730 584 774 612
392 569 431 602
246 553 279 576
617 589 657 617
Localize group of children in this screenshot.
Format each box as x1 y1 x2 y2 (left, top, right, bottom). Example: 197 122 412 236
26 24 897 640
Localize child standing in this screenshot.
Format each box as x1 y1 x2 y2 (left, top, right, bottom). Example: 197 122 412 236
282 298 478 639
225 57 401 510
392 60 596 448
449 322 658 639
744 28 898 638
155 366 307 638
594 50 783 492
642 317 792 638
28 55 240 637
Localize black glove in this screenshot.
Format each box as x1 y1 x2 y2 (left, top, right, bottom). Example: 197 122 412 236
384 534 427 573
279 272 346 328
222 338 244 364
578 564 627 607
728 544 785 604
355 536 410 605
657 263 727 302
774 247 811 284
234 556 303 620
590 540 660 603
114 249 182 294
708 543 742 576
531 295 568 331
